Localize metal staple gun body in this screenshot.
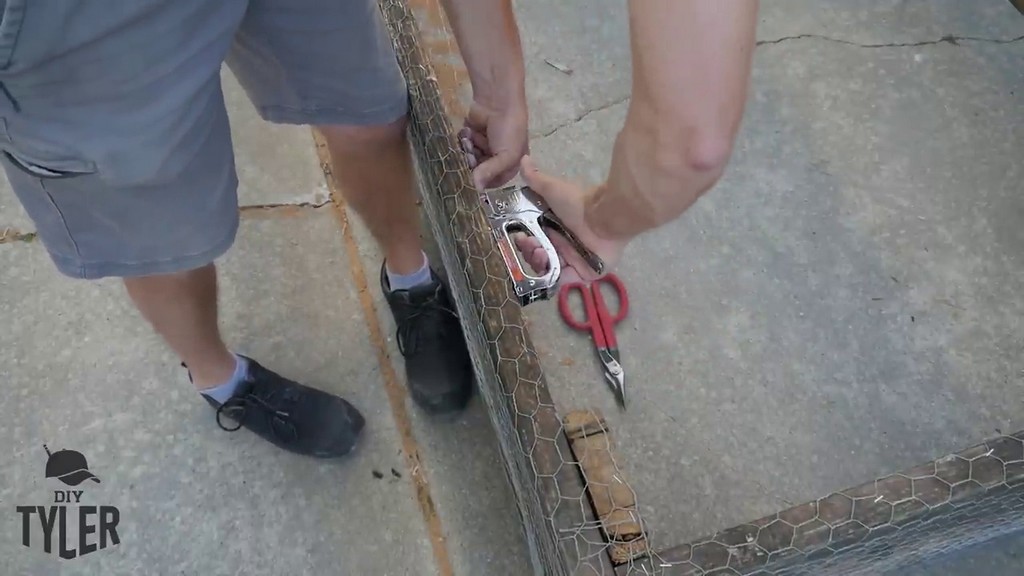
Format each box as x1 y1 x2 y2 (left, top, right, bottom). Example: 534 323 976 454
481 185 605 306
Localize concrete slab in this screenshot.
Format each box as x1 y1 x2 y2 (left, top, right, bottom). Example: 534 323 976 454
514 0 631 138
516 0 1024 556
2 2 1021 573
0 214 438 575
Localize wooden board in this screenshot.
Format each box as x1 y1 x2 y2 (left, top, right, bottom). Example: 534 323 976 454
564 409 649 565
620 431 1024 575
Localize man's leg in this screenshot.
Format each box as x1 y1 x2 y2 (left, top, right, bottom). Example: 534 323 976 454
120 261 365 457
227 0 475 413
319 119 424 276
317 117 474 413
3 0 364 458
123 264 236 390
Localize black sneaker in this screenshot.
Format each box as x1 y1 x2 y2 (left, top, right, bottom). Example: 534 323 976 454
192 357 365 458
381 264 473 413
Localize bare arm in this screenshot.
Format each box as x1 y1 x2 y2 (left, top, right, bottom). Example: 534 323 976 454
585 0 759 240
439 0 526 111
440 0 528 187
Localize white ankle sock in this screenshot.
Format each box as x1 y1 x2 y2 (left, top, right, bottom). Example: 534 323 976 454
386 253 432 291
199 354 249 404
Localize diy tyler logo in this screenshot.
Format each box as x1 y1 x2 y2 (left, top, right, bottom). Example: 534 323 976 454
16 445 121 560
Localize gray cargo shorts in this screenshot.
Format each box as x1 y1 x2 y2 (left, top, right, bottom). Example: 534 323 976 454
0 0 408 279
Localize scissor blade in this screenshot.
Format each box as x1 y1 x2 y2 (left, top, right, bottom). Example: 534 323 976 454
602 369 625 409
599 350 626 409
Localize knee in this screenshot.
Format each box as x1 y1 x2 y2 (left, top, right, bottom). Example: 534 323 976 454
318 115 408 154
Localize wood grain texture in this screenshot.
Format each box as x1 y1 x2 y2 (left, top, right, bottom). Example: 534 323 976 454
565 410 649 564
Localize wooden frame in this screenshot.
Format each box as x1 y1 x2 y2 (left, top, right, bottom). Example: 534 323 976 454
623 432 1024 575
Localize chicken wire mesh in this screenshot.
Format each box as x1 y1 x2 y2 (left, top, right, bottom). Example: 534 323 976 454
376 1 653 574
631 432 1024 575
376 1 1024 575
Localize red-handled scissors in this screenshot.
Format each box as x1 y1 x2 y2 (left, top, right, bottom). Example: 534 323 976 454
558 273 629 409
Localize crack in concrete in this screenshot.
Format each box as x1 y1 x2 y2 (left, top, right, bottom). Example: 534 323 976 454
757 33 1024 49
532 94 630 140
532 32 1022 141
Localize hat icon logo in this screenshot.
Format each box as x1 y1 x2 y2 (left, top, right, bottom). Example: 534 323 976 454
44 445 100 486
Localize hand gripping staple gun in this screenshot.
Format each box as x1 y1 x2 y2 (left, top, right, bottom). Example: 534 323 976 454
481 185 605 306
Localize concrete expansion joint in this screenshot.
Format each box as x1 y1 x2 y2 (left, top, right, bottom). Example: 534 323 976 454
238 200 333 218
240 200 331 211
756 32 1024 49
533 94 631 140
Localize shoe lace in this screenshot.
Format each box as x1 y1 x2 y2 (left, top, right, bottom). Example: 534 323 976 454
396 291 457 356
215 382 300 444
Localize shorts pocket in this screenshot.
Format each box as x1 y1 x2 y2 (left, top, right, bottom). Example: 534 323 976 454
3 149 97 179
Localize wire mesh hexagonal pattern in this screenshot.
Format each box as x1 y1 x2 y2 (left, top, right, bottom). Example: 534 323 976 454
636 433 1024 575
376 2 1024 575
377 1 645 574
